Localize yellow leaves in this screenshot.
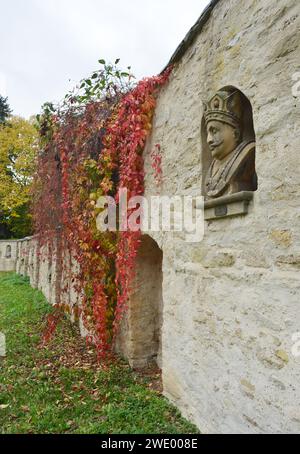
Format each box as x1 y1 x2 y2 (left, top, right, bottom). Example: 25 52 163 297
0 116 38 216
100 177 113 193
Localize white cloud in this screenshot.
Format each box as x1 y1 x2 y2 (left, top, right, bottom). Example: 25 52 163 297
0 0 210 118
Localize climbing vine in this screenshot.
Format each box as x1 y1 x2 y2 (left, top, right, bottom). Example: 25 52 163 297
33 60 172 358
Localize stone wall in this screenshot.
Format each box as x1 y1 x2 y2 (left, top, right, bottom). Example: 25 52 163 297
15 237 83 329
133 0 300 434
16 237 70 307
15 235 163 367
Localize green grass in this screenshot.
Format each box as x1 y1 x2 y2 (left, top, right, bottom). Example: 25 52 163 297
0 272 199 434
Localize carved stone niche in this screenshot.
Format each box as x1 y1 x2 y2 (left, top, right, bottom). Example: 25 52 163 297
201 86 257 221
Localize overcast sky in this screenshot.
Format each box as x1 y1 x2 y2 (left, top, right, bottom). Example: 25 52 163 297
0 0 210 118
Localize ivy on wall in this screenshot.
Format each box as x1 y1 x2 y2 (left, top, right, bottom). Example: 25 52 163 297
33 60 172 358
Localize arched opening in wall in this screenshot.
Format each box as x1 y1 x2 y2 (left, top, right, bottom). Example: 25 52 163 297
5 245 12 259
124 235 163 369
201 86 257 198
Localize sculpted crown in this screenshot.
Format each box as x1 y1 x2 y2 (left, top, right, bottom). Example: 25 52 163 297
204 88 242 129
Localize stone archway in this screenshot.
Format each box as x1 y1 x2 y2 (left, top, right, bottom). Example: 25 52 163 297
116 235 163 369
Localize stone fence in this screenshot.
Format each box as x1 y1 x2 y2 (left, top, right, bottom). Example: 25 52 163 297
0 240 18 272
14 237 79 311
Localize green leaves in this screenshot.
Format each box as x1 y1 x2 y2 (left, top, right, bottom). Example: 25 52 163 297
37 58 135 136
53 58 135 116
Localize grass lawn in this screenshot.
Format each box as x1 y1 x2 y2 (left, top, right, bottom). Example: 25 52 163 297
0 272 199 434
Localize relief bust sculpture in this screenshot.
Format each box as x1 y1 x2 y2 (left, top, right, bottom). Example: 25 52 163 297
203 87 257 199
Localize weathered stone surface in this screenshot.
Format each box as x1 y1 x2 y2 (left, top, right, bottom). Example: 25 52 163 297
269 230 293 248
140 0 300 434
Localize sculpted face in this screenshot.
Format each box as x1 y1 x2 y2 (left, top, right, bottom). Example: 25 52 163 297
207 120 240 161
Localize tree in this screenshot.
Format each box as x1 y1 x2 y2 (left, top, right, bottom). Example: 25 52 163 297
0 95 12 124
0 116 38 238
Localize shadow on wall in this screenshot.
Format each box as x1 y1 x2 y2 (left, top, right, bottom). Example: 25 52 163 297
115 235 164 369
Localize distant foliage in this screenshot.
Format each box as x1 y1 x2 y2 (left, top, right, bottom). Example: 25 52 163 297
0 116 38 238
0 95 12 125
